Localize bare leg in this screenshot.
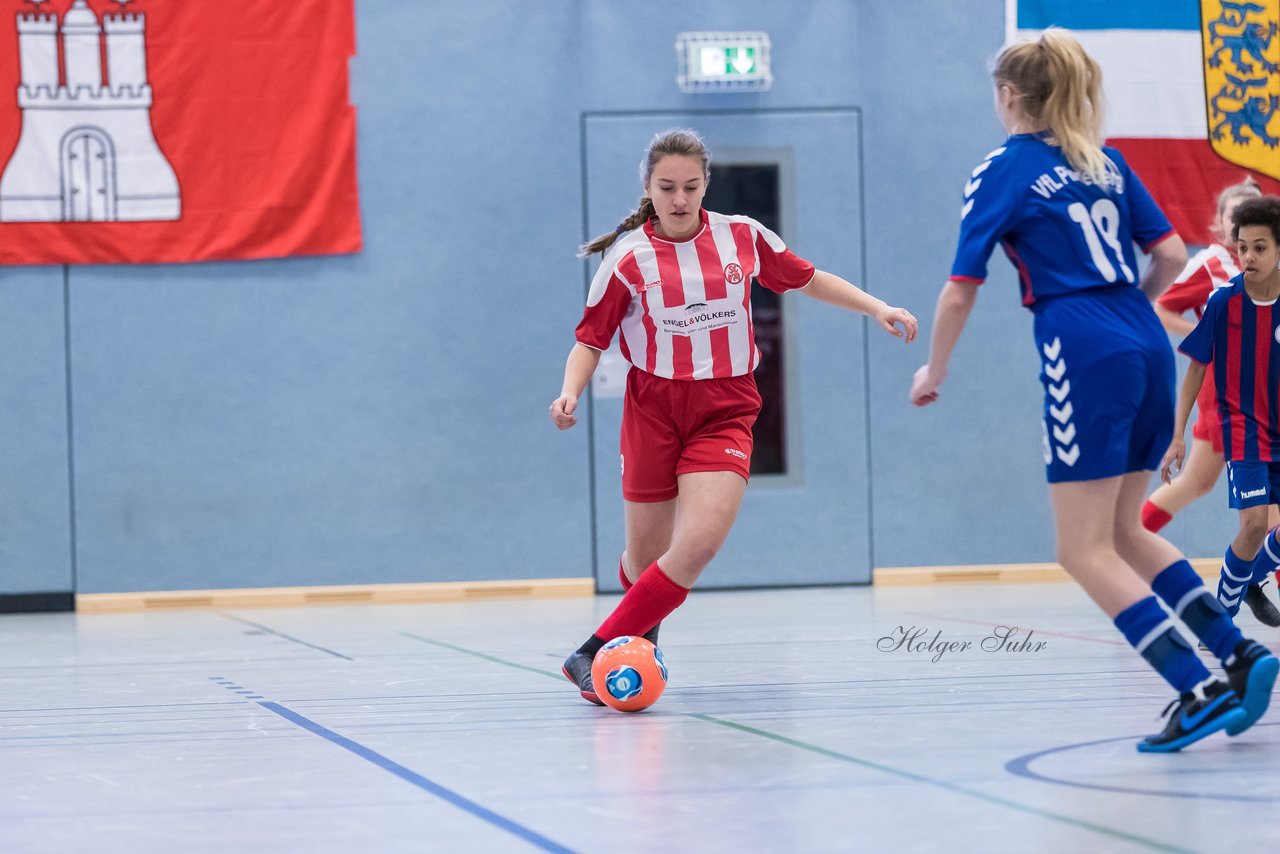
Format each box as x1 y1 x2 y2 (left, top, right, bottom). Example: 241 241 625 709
1231 505 1271 562
1049 476 1154 618
622 498 676 583
1146 438 1224 516
656 470 748 588
1115 470 1190 583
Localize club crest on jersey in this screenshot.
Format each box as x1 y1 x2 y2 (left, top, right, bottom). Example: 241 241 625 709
724 263 745 284
1201 0 1280 179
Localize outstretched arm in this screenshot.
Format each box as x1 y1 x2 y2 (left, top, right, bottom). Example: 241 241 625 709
800 270 918 342
549 343 602 430
909 279 978 406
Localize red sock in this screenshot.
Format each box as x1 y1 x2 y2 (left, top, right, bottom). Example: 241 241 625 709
618 558 633 591
594 562 687 640
1141 501 1172 533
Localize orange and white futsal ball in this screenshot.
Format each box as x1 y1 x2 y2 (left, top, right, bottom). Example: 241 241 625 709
591 635 668 712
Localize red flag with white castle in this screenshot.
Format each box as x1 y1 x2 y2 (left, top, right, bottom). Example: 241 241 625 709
0 0 360 264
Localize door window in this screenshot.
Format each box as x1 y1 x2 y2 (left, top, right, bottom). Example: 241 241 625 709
705 163 786 475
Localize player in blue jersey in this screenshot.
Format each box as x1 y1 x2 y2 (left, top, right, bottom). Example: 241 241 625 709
910 28 1277 752
1164 197 1280 636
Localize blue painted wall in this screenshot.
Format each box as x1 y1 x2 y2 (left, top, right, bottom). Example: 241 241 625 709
0 0 1235 595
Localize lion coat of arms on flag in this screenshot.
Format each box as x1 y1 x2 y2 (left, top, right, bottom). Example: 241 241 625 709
1203 0 1280 178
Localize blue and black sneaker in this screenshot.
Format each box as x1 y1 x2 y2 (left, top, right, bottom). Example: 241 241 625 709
1223 639 1279 736
561 650 604 706
1137 679 1245 753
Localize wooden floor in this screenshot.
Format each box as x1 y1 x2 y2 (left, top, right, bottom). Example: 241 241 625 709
2 581 1277 853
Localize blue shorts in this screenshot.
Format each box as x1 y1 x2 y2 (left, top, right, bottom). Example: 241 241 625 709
1033 288 1174 483
1226 460 1280 509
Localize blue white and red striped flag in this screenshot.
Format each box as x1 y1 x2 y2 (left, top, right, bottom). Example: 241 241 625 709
1010 0 1280 245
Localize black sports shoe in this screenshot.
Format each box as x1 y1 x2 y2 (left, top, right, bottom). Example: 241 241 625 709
1137 679 1245 753
561 650 604 706
1223 639 1279 736
1244 581 1280 628
642 623 661 647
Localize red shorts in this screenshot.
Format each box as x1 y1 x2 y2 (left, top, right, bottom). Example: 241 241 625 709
1191 406 1224 454
1191 369 1223 455
620 368 761 502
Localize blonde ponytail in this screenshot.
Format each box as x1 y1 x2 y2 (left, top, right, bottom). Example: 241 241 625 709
994 27 1108 184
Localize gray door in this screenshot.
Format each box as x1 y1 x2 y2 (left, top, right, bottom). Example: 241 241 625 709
0 266 75 609
583 109 871 591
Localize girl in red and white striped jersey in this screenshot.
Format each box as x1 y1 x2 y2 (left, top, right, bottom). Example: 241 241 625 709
550 128 917 705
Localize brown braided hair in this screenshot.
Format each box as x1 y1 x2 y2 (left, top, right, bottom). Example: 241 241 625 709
579 128 711 257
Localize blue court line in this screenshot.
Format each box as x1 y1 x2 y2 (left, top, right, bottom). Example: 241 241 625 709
256 701 577 853
1005 725 1280 803
205 677 575 852
219 613 354 661
400 633 1199 854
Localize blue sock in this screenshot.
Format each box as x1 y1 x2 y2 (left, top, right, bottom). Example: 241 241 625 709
1114 596 1211 694
1249 528 1280 585
1152 559 1245 662
1218 546 1253 617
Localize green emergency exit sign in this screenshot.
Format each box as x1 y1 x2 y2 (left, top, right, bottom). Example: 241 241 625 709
703 45 757 77
676 32 772 92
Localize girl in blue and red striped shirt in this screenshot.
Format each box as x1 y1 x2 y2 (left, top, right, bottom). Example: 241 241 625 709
1143 179 1260 535
1166 196 1280 628
1145 181 1280 627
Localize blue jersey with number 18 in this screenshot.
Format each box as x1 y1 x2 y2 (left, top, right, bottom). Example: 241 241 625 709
949 133 1174 310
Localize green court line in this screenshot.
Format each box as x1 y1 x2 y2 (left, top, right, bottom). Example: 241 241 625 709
399 632 1199 854
401 633 565 680
692 713 1197 854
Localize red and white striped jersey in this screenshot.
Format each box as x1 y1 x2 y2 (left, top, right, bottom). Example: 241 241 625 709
1158 243 1239 321
575 210 815 380
1158 243 1240 419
